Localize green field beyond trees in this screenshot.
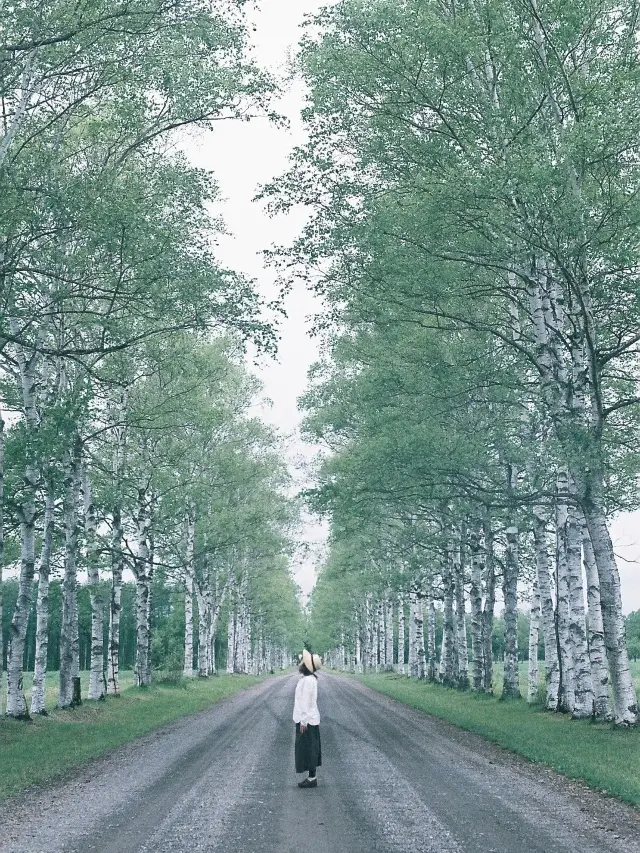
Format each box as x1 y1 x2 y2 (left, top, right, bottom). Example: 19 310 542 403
0 672 263 803
358 665 640 806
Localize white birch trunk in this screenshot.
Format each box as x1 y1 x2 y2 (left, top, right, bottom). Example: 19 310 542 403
31 482 55 714
183 508 195 678
145 531 154 687
256 626 264 675
0 50 37 168
408 590 418 677
226 604 236 674
396 593 405 674
375 600 383 672
59 439 82 709
533 509 560 710
243 601 251 674
6 339 40 718
440 551 456 686
453 530 469 689
107 394 126 696
384 595 394 671
582 525 612 721
134 488 152 687
469 527 484 691
338 629 346 671
84 472 105 701
481 521 496 693
502 525 521 699
567 503 593 718
415 595 425 678
195 580 211 677
527 577 541 703
365 594 374 672
582 499 638 725
426 581 437 681
209 579 227 676
107 506 124 695
555 474 575 713
206 586 214 675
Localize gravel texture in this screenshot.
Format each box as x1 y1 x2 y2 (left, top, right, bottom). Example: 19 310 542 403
1 673 639 853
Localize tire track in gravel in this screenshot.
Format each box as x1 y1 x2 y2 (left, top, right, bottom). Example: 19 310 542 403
324 676 640 853
0 677 288 853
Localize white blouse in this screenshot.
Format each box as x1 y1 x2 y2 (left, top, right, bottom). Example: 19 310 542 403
293 674 320 726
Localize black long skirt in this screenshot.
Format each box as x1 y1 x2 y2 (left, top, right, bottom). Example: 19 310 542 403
295 723 322 773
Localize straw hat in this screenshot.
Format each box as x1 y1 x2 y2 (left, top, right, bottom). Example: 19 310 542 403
302 649 321 673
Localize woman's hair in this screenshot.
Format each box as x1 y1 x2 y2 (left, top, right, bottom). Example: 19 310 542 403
298 663 312 676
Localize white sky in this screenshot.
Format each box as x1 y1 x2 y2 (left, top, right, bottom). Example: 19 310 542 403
185 0 330 601
186 0 640 613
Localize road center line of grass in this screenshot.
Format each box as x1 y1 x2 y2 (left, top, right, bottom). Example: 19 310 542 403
0 674 266 803
357 673 640 807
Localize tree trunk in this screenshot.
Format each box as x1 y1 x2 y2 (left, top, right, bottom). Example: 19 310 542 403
31 481 55 715
183 507 196 678
502 525 521 699
84 472 105 701
555 474 575 713
469 526 484 691
582 524 612 721
243 600 251 674
365 594 374 672
107 505 124 695
453 529 469 689
481 521 496 693
107 393 126 696
145 530 154 687
226 602 236 674
396 592 405 673
209 580 227 676
6 480 37 718
415 594 425 678
582 496 638 725
408 590 418 677
426 580 437 681
566 503 593 719
384 594 394 672
134 488 152 687
533 510 560 710
59 438 82 709
196 580 211 677
375 601 385 672
440 551 456 686
6 339 41 718
527 576 541 703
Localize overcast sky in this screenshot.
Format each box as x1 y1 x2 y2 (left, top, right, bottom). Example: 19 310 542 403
187 0 640 613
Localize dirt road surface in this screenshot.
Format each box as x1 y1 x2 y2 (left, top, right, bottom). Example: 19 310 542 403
1 673 639 853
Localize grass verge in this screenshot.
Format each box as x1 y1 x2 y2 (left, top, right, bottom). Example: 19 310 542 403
358 672 640 807
0 673 264 803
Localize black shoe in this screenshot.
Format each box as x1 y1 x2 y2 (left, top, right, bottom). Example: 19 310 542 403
298 777 318 788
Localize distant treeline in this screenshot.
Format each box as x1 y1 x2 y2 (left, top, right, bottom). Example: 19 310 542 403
1 578 222 674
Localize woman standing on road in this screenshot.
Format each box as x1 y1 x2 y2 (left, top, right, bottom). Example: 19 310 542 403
293 649 322 788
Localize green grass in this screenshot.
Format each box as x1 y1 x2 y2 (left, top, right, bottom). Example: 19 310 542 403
0 671 264 802
357 664 640 807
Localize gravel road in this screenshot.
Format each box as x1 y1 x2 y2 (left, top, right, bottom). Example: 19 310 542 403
1 673 639 853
